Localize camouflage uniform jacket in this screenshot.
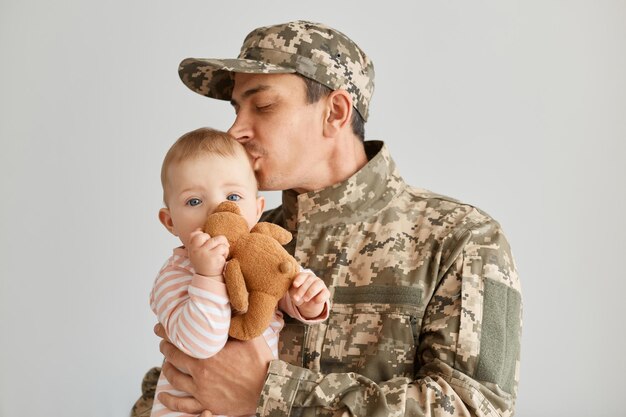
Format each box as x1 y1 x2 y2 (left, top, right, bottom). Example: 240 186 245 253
256 141 522 417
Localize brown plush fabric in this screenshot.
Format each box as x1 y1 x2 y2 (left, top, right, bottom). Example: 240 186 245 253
203 201 299 340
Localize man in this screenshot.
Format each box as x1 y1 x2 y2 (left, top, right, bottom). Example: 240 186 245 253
132 20 522 417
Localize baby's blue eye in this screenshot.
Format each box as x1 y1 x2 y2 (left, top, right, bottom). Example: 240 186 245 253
187 198 202 207
226 194 241 202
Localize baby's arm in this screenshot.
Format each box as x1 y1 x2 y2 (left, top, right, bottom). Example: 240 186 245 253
150 231 230 359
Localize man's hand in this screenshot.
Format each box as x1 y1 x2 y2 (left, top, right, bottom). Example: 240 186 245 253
289 270 330 319
155 323 272 416
187 229 229 279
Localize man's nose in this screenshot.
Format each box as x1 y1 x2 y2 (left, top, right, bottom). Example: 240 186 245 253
227 114 251 144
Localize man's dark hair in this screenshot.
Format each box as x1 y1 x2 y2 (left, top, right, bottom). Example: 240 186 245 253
299 75 365 141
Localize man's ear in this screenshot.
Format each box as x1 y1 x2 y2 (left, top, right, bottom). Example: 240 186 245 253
158 208 177 236
323 89 353 138
255 195 266 222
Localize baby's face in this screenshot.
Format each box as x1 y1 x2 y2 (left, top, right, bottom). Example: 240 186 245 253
163 153 264 248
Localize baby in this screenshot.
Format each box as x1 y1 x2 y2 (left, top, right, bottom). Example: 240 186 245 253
150 127 330 417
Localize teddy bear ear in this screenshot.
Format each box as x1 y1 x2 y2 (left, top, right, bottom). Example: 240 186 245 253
215 201 242 215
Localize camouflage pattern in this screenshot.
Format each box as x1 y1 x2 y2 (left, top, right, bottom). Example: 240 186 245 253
256 141 522 416
130 366 160 417
178 20 375 121
131 142 522 416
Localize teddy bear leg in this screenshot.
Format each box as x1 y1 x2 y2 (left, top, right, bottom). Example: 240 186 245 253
229 291 277 341
224 259 248 312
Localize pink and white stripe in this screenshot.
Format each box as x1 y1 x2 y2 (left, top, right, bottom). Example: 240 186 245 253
150 249 231 358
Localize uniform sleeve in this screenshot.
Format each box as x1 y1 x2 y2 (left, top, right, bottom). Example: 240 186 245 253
257 219 522 417
150 264 231 359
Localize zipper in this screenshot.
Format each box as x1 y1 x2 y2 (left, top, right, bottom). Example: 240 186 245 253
302 324 311 368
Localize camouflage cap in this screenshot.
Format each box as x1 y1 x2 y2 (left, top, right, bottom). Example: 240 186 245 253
178 20 375 121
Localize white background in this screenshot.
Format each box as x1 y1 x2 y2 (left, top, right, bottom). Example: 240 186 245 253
1 1 625 416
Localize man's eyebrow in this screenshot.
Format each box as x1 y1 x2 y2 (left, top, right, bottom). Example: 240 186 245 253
230 84 271 107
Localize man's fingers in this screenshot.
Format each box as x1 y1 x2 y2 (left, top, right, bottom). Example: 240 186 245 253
154 322 175 345
160 340 193 375
199 411 213 417
161 361 195 394
154 323 169 341
158 391 204 414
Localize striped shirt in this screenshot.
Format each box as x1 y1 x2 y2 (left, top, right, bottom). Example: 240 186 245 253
149 247 328 417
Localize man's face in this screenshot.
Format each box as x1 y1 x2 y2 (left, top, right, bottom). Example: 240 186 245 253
227 73 328 192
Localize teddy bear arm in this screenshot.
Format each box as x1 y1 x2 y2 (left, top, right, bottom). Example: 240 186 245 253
228 291 278 340
224 259 248 312
250 222 292 245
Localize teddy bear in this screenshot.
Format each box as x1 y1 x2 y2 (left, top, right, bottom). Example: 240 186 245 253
203 201 299 340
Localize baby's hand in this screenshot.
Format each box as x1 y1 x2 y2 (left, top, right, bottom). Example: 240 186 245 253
289 271 330 319
187 229 229 279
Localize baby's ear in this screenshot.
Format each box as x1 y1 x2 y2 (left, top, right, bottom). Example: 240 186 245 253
255 195 266 222
158 208 177 236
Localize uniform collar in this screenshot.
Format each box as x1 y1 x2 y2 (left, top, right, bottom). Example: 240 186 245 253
281 141 405 230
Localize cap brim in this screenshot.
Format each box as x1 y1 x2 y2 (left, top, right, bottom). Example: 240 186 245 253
178 57 296 101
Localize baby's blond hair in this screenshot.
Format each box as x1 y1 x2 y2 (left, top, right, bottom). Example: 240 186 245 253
161 127 252 205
